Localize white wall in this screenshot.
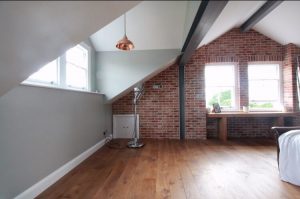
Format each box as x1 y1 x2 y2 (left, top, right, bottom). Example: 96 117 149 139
0 1 140 97
96 49 180 102
0 85 112 198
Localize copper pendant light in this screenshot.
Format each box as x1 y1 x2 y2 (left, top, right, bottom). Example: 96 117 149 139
116 13 134 51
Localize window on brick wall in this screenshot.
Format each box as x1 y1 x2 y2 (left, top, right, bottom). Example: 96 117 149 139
205 64 238 110
248 63 282 110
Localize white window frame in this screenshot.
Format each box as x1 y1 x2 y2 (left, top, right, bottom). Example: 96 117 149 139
248 62 283 111
205 63 239 111
65 43 91 91
81 42 92 91
22 43 91 92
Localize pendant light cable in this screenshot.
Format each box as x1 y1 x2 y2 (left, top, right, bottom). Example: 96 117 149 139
124 13 126 36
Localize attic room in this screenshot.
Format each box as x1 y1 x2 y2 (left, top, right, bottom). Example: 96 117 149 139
1 1 300 198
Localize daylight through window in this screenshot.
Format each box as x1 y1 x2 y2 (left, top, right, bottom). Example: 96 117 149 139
24 44 90 91
205 64 237 110
66 45 88 90
28 59 59 85
248 64 282 110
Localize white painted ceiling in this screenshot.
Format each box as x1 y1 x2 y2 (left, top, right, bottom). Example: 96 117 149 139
90 1 188 51
203 0 300 47
90 1 268 52
199 1 266 47
254 1 300 46
91 1 300 52
0 1 140 97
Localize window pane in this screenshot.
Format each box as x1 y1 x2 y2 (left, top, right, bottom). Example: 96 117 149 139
28 59 58 84
248 64 281 110
66 45 89 90
66 64 87 89
249 80 279 101
205 64 236 109
66 45 88 69
248 64 279 80
205 65 235 86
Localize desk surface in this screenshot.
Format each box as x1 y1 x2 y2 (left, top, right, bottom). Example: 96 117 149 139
207 112 298 118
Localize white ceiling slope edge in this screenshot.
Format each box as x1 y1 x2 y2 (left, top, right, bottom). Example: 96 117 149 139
96 49 181 102
201 1 300 48
199 1 266 47
108 55 178 104
254 1 300 47
0 1 140 97
91 1 200 103
90 1 188 51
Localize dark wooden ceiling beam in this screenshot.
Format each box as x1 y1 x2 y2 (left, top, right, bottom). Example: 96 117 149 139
240 1 283 32
179 0 228 66
178 0 227 139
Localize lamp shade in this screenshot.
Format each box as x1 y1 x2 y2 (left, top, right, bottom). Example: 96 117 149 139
116 13 134 51
116 34 134 51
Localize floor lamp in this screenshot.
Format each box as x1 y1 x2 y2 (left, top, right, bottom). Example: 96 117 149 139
128 86 145 148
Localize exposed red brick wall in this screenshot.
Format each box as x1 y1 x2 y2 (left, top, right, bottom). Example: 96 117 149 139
202 28 284 107
184 47 207 139
112 64 179 139
283 43 300 112
208 118 274 138
188 28 285 138
207 117 298 139
113 28 300 139
282 44 300 125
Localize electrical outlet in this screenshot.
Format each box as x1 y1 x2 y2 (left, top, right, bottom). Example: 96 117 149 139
153 83 162 89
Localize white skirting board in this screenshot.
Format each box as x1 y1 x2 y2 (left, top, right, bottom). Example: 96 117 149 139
15 139 106 199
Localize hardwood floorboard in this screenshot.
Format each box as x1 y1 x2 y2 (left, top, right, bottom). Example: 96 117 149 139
37 139 300 199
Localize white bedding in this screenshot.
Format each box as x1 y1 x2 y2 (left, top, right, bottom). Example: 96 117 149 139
278 130 300 186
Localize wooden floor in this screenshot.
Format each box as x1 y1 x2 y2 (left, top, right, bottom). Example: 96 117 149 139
37 139 300 199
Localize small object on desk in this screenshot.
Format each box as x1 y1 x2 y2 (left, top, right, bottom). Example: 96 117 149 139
206 107 211 113
281 105 288 112
212 103 221 113
242 106 249 112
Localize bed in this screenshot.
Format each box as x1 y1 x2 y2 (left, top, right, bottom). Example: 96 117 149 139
272 126 300 186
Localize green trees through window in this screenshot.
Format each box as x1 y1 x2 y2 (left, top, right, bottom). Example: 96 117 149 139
208 90 232 107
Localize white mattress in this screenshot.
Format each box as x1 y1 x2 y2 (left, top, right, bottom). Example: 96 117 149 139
278 130 300 186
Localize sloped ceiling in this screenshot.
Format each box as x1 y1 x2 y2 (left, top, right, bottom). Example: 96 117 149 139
0 1 140 97
90 1 270 52
201 1 300 48
91 1 190 102
90 1 188 51
90 1 300 53
199 1 266 47
254 1 300 46
89 1 300 103
3 1 299 101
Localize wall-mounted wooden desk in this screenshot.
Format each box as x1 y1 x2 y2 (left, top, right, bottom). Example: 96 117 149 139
207 112 298 141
